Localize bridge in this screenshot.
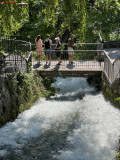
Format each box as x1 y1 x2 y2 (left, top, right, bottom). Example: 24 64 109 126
0 36 120 85
31 49 104 77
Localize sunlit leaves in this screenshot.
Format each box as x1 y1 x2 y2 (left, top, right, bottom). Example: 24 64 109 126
0 0 120 42
86 0 120 41
0 0 30 35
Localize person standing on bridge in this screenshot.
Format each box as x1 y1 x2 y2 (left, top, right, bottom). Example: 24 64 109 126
68 34 76 64
35 35 43 64
55 37 62 65
44 34 52 64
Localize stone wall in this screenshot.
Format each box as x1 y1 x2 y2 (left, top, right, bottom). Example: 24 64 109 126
0 72 57 127
102 74 120 107
0 78 11 115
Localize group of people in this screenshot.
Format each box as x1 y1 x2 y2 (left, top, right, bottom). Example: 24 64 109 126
35 34 76 65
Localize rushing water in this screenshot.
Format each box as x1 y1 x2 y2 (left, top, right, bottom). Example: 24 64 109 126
0 78 120 160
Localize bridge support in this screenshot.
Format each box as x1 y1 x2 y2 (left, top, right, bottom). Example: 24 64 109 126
37 70 102 78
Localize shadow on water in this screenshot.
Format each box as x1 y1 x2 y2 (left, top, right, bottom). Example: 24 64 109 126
49 89 100 102
49 77 101 101
0 112 81 160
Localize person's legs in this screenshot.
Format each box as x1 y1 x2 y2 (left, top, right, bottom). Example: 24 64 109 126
37 53 40 63
57 52 61 64
49 48 51 62
68 55 70 62
71 55 73 63
39 55 40 62
71 50 74 63
39 54 41 62
69 55 72 63
68 47 74 63
58 57 61 63
46 55 48 63
49 54 51 62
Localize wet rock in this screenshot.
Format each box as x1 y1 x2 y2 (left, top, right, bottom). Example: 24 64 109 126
0 78 11 115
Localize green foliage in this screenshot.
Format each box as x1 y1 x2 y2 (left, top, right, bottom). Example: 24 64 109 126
115 97 120 102
102 76 120 108
1 0 120 42
0 106 11 127
4 72 43 121
109 31 120 41
42 76 58 96
116 152 120 160
115 137 120 160
0 1 30 35
86 0 120 41
0 71 58 126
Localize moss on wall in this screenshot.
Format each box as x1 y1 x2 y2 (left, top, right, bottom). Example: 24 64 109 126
0 72 58 127
102 75 120 108
102 75 120 159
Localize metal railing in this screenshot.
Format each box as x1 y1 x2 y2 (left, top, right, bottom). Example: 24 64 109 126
31 49 104 70
0 37 31 54
104 51 120 84
0 37 32 78
98 32 120 84
104 52 114 83
0 36 104 77
113 57 120 83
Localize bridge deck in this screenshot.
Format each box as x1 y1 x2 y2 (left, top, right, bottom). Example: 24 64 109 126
32 60 104 77
32 60 104 71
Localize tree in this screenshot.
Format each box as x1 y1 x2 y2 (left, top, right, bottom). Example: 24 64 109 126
85 0 120 41
0 0 120 42
0 1 33 35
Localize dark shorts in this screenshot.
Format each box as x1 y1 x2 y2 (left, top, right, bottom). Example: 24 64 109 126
55 50 61 57
45 48 51 55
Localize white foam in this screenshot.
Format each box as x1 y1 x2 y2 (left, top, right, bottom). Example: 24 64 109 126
55 94 120 160
0 78 120 160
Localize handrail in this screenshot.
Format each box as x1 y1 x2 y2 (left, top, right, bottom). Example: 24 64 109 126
114 69 120 81
27 51 32 61
99 32 103 43
104 50 120 84
21 43 101 46
104 49 120 65
0 38 31 44
113 55 120 64
31 50 104 52
103 50 113 64
20 40 31 44
0 38 22 42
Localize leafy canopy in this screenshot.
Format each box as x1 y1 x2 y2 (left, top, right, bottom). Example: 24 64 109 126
0 0 120 42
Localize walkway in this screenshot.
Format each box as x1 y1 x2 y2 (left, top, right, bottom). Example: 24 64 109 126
32 60 104 77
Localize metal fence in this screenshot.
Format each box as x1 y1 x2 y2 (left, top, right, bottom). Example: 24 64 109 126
114 58 120 81
0 37 31 78
25 42 104 71
0 37 104 77
104 52 114 83
0 37 31 54
32 49 104 70
104 51 120 84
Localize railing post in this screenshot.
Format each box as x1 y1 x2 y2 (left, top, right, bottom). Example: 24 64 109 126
26 51 32 73
112 63 114 83
29 42 31 52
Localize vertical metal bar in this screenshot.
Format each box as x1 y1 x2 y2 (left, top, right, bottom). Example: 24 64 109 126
112 63 114 83
30 42 31 52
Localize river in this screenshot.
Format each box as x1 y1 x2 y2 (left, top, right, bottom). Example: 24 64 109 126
0 77 120 160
